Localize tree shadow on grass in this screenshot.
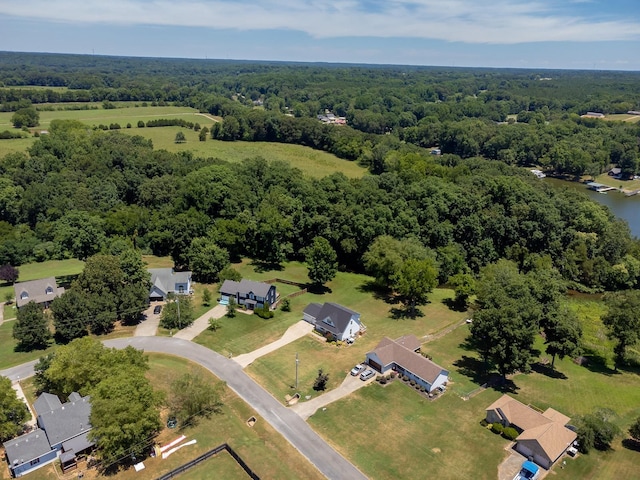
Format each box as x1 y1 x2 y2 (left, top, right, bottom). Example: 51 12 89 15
531 362 568 380
249 260 284 273
56 274 80 289
622 439 640 452
577 353 618 376
390 305 424 320
441 297 469 312
306 284 332 295
357 280 395 303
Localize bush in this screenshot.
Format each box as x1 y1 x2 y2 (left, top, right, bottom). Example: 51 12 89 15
480 419 489 427
420 386 426 392
390 371 397 379
402 375 409 382
280 298 291 312
491 423 504 434
254 305 274 319
409 380 416 386
502 427 519 440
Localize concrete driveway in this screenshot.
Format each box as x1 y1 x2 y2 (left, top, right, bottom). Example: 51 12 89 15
233 320 314 367
134 303 164 336
172 304 227 340
291 371 376 420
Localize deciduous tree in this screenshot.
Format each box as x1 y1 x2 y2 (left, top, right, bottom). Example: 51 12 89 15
0 264 19 284
602 290 640 370
0 376 28 441
392 258 438 311
160 294 194 330
13 301 51 351
186 237 229 283
544 306 582 368
168 374 222 426
305 236 338 287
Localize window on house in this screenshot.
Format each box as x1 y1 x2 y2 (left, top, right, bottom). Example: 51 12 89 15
45 286 53 294
178 285 184 294
30 458 40 466
20 292 29 300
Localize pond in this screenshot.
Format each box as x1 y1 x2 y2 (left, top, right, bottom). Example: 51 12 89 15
543 177 640 239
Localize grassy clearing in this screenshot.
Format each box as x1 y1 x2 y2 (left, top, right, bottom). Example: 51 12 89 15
179 450 250 479
121 127 365 179
0 321 55 371
309 381 507 480
604 114 640 123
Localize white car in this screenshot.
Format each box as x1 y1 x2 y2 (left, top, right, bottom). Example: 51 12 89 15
360 369 375 381
350 364 365 376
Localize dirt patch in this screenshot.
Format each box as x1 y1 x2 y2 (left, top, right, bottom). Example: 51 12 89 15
431 448 441 454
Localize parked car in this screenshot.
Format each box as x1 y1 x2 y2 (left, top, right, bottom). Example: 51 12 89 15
360 369 375 381
153 305 162 315
350 364 366 376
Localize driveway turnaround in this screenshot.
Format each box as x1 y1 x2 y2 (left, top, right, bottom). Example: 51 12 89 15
233 320 314 368
291 372 375 420
172 304 227 340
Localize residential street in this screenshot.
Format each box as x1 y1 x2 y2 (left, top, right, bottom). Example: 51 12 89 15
1 337 368 480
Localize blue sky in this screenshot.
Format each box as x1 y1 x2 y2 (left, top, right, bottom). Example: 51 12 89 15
1 0 640 70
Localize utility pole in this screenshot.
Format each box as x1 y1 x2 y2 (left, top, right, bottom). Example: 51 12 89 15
177 296 180 327
295 353 299 390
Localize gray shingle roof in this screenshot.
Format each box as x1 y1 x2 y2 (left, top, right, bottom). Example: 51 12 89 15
33 393 62 416
14 277 64 308
148 268 191 297
303 303 322 318
3 429 51 466
38 395 92 447
313 303 360 336
220 279 273 298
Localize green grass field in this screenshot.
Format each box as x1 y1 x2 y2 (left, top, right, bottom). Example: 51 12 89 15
309 381 507 480
603 113 640 123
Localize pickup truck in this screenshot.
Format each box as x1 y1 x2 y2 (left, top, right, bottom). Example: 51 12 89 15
513 461 539 480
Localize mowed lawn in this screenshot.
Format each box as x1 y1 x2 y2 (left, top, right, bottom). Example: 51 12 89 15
32 354 322 480
229 260 469 402
121 126 366 179
309 381 507 480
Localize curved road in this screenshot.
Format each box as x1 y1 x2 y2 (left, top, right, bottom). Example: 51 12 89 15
1 337 367 480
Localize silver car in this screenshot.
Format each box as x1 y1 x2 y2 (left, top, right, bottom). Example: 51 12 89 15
360 369 375 381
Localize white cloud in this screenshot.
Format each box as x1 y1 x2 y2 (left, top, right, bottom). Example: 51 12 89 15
1 0 639 44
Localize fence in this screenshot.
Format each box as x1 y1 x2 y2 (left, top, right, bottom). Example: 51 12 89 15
155 443 259 480
263 278 306 287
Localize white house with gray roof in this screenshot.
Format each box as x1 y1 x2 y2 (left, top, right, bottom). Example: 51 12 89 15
3 392 93 478
148 268 192 301
14 277 64 308
219 279 277 310
303 302 363 342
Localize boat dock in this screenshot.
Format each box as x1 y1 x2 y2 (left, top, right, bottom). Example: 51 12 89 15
625 189 640 197
585 182 617 193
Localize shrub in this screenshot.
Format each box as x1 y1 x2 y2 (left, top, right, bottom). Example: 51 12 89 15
491 423 504 434
280 298 291 312
390 372 397 379
402 375 409 382
480 419 489 428
409 380 416 386
254 306 274 319
137 120 145 128
502 427 519 441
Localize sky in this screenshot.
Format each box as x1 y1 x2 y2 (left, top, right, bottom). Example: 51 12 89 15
1 0 640 70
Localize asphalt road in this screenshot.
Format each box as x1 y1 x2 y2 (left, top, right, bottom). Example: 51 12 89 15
1 337 368 480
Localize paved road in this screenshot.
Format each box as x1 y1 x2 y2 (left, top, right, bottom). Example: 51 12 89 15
0 337 367 480
233 320 314 368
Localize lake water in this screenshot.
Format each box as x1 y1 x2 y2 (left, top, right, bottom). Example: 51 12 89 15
543 178 640 239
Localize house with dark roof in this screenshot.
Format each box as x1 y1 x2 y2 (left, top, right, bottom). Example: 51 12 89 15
486 394 577 469
3 392 94 478
13 277 64 308
365 335 449 393
219 279 277 310
4 429 57 478
148 268 192 301
303 302 363 342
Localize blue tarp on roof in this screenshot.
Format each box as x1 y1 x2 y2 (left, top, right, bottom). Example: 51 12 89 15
522 461 539 474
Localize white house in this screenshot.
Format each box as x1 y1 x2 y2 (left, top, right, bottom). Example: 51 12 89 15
365 335 449 393
303 302 363 342
148 268 192 301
